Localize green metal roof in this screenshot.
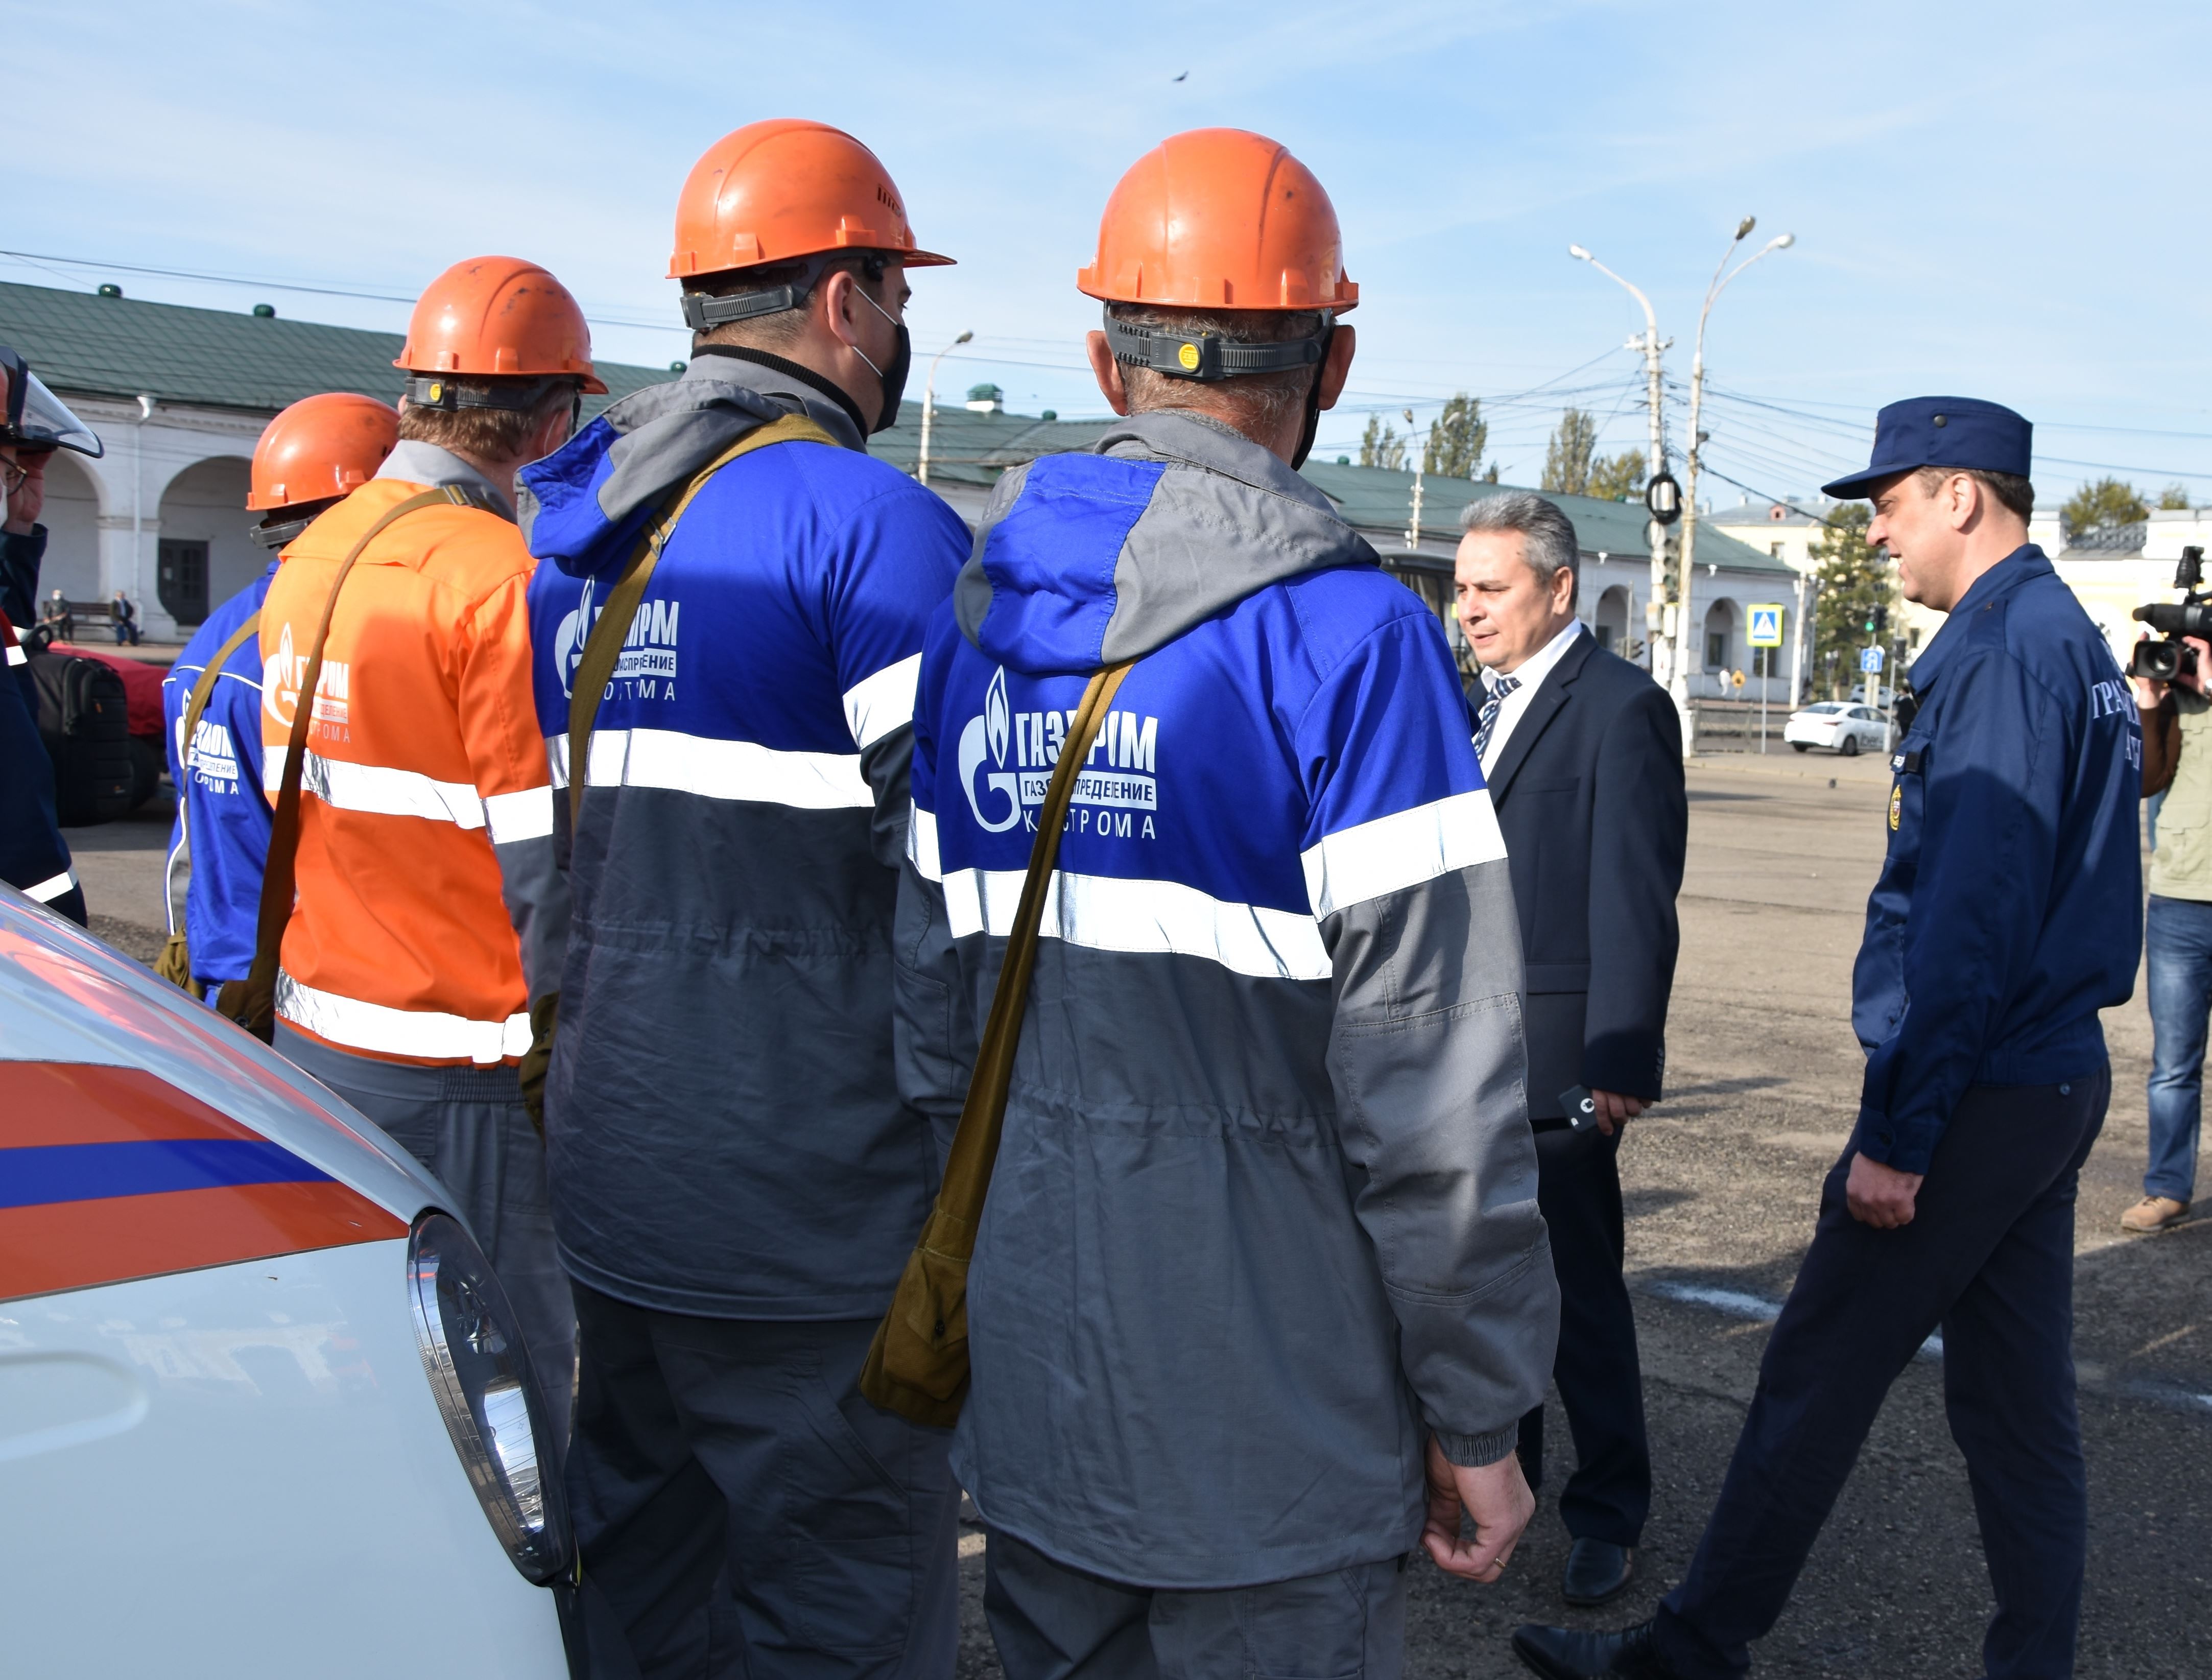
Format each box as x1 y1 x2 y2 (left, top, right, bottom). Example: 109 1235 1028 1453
0 280 676 418
867 403 1115 487
1297 461 1792 573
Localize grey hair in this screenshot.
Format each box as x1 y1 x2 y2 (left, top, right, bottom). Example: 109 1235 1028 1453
1461 490 1582 609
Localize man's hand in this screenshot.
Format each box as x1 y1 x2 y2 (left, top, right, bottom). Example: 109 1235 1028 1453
1587 1088 1645 1137
1845 1151 1922 1228
1422 1436 1534 1582
4 453 44 534
2182 636 2212 699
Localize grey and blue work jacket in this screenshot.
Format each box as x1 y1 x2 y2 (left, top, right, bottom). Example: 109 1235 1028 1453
519 355 970 1319
1853 544 2142 1174
896 410 1557 1589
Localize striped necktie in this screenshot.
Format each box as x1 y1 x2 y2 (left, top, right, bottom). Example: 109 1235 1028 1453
1474 672 1520 763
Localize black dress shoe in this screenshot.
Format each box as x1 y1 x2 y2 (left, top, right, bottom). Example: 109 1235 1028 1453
1511 1618 1680 1680
1562 1536 1635 1606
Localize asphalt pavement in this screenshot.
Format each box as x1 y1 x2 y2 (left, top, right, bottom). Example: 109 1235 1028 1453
60 752 2206 1677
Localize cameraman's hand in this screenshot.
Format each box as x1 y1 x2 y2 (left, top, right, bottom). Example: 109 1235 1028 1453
2182 636 2212 698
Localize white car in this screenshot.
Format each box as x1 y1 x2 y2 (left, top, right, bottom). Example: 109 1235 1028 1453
0 893 573 1677
1784 701 1888 757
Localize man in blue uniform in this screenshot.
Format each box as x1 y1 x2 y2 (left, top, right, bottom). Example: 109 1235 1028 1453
1514 398 2143 1680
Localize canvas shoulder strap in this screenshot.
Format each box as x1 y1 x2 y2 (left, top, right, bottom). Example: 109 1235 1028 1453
155 611 263 992
217 485 489 1042
860 659 1135 1426
564 410 837 828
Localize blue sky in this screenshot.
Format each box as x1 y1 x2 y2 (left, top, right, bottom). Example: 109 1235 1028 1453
16 0 2211 502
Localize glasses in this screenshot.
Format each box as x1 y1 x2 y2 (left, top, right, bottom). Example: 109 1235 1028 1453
0 461 28 496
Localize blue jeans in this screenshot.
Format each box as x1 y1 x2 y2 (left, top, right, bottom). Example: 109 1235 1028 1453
2145 893 2212 1201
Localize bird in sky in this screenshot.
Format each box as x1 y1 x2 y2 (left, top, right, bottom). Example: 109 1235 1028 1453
1172 70 1187 82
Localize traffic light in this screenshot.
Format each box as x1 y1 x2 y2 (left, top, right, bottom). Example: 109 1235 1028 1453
1864 604 1888 636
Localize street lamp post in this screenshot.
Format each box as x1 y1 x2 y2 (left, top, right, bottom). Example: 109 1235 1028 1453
1402 407 1425 550
1678 220 1794 709
917 329 973 486
1568 244 1686 749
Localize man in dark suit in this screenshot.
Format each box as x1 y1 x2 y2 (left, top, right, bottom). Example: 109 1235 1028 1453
1457 490 1688 1608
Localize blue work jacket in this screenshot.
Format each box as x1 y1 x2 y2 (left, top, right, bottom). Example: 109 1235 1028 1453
1852 545 2141 1173
160 565 274 990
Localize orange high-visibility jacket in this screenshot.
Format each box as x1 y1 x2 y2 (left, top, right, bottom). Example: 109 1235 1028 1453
259 449 564 1066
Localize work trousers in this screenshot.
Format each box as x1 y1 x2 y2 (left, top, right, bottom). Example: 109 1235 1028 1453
2144 893 2212 1202
564 1286 958 1680
1654 1068 2108 1680
983 1527 1407 1680
276 1027 575 1445
1516 1122 1651 1547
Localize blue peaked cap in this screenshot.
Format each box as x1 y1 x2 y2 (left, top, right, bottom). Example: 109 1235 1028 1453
1821 396 2033 500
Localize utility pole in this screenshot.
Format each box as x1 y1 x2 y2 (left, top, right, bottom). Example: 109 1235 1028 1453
1568 245 1688 755
1790 570 1810 709
1402 407 1425 551
1679 218 1795 740
916 329 972 486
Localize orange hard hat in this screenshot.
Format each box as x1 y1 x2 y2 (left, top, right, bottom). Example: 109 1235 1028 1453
668 119 953 282
247 393 399 510
394 256 606 393
1079 128 1357 314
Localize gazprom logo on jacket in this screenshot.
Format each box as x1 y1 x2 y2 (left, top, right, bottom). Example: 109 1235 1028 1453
553 578 682 702
262 621 350 733
186 719 242 794
957 666 1161 840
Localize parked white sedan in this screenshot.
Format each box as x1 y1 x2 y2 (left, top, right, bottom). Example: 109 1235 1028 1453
1784 701 1889 756
0 891 574 1678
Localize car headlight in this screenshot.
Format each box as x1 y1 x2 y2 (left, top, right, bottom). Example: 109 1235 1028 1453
407 1212 573 1583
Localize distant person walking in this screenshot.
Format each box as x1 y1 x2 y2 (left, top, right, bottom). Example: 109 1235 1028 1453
111 589 139 644
1513 399 2142 1680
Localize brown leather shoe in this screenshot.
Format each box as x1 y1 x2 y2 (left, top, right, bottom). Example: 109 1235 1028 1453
2121 1195 2191 1234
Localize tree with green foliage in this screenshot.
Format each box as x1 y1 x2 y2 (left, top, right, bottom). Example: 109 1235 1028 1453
1422 393 1488 480
1359 414 1407 471
2159 483 2195 511
1542 409 1598 495
2062 476 2148 534
1585 448 1647 503
1810 504 1897 700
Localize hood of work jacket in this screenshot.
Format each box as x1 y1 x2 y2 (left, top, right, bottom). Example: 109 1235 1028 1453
518 353 866 580
956 409 1379 674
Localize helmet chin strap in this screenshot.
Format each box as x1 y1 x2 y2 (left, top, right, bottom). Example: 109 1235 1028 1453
1290 318 1336 471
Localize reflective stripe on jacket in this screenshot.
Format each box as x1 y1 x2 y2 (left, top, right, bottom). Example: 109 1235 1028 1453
259 451 561 1066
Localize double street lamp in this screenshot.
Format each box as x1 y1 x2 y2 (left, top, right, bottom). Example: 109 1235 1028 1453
1568 218 1793 761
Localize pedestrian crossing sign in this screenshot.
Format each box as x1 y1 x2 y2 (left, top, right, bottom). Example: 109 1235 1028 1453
1748 604 1784 648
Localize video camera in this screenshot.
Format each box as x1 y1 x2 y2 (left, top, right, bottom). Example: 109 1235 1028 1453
2132 547 2212 682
